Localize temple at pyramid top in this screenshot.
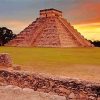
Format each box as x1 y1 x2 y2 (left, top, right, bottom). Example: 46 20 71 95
6 8 93 47
40 8 62 18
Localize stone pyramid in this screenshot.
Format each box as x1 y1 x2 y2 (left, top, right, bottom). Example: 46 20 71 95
7 8 93 47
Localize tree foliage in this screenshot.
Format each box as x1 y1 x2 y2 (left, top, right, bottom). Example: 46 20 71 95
89 40 100 47
0 27 16 46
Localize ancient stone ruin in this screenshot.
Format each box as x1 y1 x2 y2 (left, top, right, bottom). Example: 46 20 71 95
6 8 93 47
0 70 100 100
0 53 12 68
0 85 66 100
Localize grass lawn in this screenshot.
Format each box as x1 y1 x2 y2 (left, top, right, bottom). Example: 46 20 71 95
0 47 100 82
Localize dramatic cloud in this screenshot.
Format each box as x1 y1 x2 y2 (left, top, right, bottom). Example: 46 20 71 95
66 2 100 24
0 0 100 40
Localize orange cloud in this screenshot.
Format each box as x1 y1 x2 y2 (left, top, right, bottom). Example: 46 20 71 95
67 2 100 24
65 2 100 40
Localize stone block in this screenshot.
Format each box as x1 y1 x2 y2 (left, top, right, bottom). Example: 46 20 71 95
0 53 12 67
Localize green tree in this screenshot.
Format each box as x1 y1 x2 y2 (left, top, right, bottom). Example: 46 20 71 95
0 27 16 46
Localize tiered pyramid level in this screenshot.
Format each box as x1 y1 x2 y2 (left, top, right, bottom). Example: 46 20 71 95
7 8 93 47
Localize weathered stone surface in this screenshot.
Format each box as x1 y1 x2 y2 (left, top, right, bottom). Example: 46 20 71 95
0 85 66 100
0 53 12 67
13 65 21 70
0 70 100 100
97 97 100 100
69 92 76 99
6 8 93 47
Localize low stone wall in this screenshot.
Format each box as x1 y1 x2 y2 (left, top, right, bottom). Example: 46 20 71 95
0 53 12 67
0 70 100 100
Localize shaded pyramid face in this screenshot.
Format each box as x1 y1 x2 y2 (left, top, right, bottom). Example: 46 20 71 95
7 8 93 47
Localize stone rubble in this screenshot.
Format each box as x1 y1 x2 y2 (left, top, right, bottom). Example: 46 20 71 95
0 85 66 100
0 70 100 100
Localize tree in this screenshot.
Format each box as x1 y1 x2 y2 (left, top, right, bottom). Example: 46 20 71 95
0 27 16 46
92 41 100 47
89 40 100 47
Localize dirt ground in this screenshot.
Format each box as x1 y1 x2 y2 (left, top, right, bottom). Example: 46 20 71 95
20 64 100 84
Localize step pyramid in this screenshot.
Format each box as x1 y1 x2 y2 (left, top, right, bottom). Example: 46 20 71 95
6 8 93 47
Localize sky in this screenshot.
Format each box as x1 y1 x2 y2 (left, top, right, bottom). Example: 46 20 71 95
0 0 100 40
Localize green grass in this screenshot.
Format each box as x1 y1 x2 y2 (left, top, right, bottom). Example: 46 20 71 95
0 47 100 65
0 47 100 82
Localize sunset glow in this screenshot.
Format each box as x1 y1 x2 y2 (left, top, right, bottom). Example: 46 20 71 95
0 0 100 40
74 23 100 40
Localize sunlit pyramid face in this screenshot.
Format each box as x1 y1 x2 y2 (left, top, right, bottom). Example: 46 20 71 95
6 8 93 47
